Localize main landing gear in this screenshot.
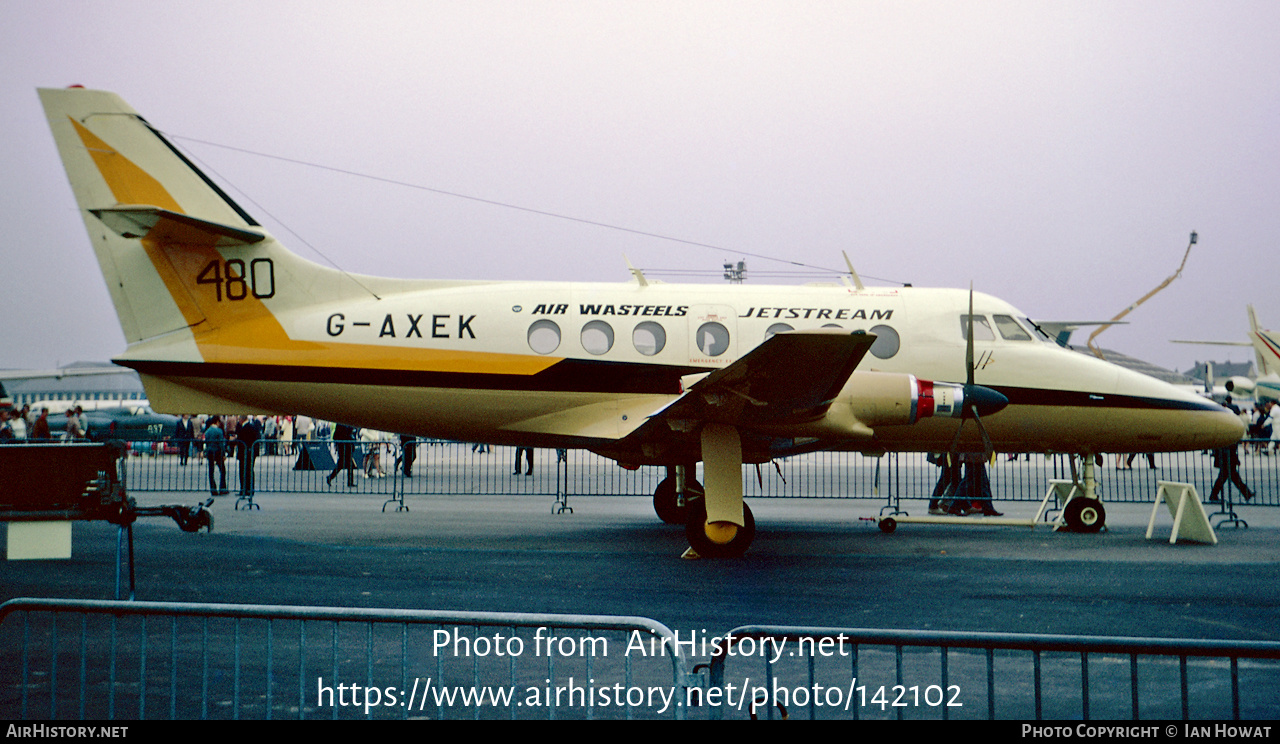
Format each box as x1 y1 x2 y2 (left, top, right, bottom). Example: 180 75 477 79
685 498 756 559
654 424 757 559
652 474 702 525
653 475 756 558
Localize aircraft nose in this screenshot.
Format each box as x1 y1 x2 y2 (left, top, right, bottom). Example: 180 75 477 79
965 384 1008 418
1157 402 1248 452
1203 406 1247 448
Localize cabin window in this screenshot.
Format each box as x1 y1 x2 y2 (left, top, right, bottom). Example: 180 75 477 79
696 322 731 357
869 324 900 359
764 323 793 341
633 321 666 356
960 315 995 341
581 320 614 355
822 323 843 329
993 315 1032 341
527 319 561 354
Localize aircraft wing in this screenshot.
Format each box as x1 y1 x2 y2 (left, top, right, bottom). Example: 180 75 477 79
628 329 876 441
1031 320 1127 346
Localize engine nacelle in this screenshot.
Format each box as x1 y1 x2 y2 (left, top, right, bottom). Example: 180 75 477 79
840 372 973 426
768 372 1004 438
1226 376 1255 396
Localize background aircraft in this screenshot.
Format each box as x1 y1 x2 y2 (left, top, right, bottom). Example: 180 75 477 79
1174 305 1280 405
31 401 179 442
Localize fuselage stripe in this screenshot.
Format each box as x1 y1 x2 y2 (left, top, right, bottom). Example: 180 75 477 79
118 358 1223 411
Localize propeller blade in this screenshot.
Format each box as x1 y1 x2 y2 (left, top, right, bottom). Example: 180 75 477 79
949 284 1007 457
947 415 967 453
973 405 994 459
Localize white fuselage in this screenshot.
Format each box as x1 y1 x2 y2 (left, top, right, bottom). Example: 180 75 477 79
123 279 1243 458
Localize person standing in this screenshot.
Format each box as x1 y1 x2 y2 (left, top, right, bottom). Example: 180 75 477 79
1209 443 1254 503
296 415 314 442
327 423 357 487
63 410 82 442
32 408 51 441
176 414 195 465
399 434 417 477
1264 399 1274 453
235 415 263 496
513 446 533 476
204 416 229 495
281 415 294 454
8 408 26 440
927 453 961 515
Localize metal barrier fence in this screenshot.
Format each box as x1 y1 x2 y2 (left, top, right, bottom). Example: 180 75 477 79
707 625 1280 720
113 439 1280 506
5 600 1279 721
0 598 692 721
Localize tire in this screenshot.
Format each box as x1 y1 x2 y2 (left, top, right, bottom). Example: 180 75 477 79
652 476 701 525
879 517 897 534
1063 497 1106 533
684 498 755 558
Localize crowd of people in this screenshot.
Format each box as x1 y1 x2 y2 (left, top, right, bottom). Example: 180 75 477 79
5 397 1279 504
168 415 408 496
1245 399 1279 453
0 405 86 443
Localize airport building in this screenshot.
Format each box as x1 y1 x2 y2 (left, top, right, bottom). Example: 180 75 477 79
1 362 145 408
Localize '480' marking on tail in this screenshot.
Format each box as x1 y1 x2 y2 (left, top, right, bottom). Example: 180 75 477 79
196 258 276 301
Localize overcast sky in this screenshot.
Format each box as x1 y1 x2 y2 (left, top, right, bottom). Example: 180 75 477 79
3 1 1276 374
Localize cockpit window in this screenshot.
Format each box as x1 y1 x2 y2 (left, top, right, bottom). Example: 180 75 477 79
960 315 994 341
993 315 1032 341
1020 316 1059 344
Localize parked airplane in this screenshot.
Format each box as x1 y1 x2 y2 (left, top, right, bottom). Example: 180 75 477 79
38 87 1244 556
1174 305 1280 405
32 401 179 442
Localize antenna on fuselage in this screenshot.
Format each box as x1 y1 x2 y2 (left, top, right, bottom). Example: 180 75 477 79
841 251 865 291
623 254 649 286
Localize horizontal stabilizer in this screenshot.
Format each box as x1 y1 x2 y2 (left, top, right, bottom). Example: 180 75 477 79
90 206 265 247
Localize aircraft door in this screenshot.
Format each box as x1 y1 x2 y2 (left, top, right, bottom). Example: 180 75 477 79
687 305 738 366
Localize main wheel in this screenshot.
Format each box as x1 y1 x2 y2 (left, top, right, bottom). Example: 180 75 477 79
1063 497 1106 533
653 476 701 525
684 498 755 558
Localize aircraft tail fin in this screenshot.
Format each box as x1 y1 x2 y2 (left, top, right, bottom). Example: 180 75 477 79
1247 304 1280 377
39 86 271 345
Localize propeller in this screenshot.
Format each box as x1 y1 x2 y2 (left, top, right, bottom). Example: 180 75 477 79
947 283 1009 458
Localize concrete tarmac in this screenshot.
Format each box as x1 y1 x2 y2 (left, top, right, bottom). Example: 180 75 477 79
4 487 1280 720
4 488 1277 640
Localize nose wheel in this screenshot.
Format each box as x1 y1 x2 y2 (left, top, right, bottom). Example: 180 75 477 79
1062 497 1106 533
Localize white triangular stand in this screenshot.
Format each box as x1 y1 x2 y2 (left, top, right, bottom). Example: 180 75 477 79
1146 481 1218 545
